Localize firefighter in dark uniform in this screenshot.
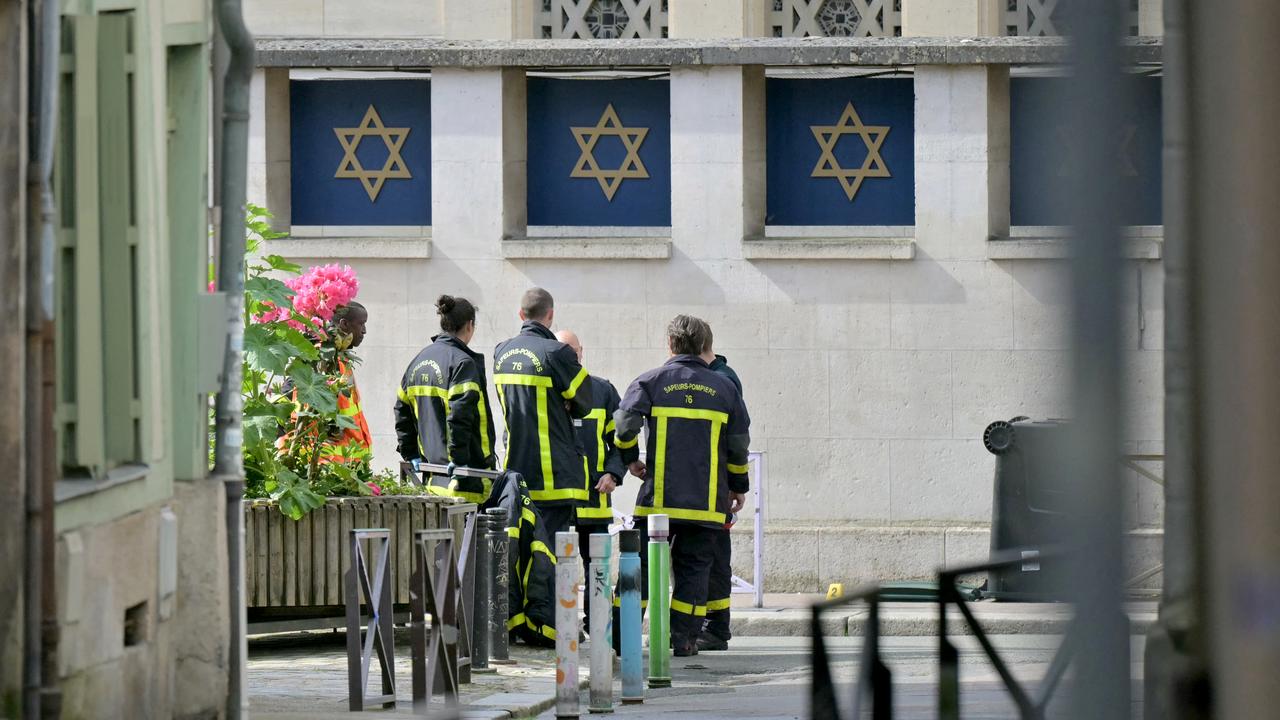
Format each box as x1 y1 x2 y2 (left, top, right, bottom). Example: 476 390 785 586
699 327 744 651
493 288 593 536
556 328 634 629
393 295 497 503
614 315 751 657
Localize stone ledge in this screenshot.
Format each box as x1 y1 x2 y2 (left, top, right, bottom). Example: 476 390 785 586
987 237 1163 260
263 237 433 259
501 237 672 259
743 237 915 260
256 37 1162 69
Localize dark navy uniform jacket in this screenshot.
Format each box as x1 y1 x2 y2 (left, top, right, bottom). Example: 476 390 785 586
573 375 632 523
614 354 751 528
393 334 497 503
493 321 592 505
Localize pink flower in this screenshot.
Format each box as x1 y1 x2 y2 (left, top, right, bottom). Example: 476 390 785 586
366 482 382 496
208 281 216 293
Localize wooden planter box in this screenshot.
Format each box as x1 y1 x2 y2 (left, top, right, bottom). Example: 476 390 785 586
244 495 451 630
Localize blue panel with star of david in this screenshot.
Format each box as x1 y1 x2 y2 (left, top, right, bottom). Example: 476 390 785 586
766 77 915 226
527 77 671 226
290 79 431 226
1010 76 1162 226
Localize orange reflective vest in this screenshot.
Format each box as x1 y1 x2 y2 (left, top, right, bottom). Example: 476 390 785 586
331 360 373 455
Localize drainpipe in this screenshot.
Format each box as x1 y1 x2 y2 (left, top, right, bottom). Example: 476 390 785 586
1143 0 1210 716
24 0 61 718
211 0 253 717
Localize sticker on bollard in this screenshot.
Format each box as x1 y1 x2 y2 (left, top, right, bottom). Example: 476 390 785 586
618 529 645 704
647 515 672 689
555 532 581 719
588 533 614 713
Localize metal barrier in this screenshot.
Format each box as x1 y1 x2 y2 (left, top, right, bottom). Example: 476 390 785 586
437 502 478 685
410 528 460 712
938 549 1073 720
730 451 767 608
344 529 397 711
809 586 891 720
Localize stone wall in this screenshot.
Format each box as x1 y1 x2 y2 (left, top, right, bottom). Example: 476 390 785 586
247 0 1166 592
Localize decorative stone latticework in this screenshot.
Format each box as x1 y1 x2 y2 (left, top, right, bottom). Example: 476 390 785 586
770 0 902 38
537 0 668 39
1003 0 1141 37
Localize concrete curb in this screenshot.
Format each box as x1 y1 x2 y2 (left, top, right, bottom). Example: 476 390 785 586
469 678 589 719
731 603 1158 638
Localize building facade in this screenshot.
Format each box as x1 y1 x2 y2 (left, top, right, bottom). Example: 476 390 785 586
2 0 230 717
243 0 1167 592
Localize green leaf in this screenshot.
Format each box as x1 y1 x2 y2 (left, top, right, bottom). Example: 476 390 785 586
334 414 358 430
244 276 295 309
277 327 319 362
288 364 338 414
244 324 289 375
264 254 302 274
242 414 281 450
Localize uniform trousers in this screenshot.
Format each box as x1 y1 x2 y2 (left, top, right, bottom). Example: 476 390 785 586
703 528 733 641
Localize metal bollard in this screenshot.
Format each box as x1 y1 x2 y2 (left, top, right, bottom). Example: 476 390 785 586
647 515 672 689
588 533 614 714
487 507 514 665
472 513 494 674
555 532 582 719
618 529 644 704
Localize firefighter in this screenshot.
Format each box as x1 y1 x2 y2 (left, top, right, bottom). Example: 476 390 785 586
555 328 633 629
493 288 592 536
393 295 497 503
699 326 744 651
614 315 751 657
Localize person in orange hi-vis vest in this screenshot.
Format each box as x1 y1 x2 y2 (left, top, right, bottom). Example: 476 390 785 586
328 301 373 455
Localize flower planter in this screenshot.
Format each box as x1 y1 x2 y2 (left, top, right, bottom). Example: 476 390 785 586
244 495 451 629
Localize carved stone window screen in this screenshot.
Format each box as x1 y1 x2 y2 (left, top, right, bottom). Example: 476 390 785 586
538 0 669 39
1003 0 1140 37
770 0 902 38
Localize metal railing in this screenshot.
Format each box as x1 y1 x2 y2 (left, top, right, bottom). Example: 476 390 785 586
344 529 397 711
809 585 891 720
937 549 1074 720
730 450 767 608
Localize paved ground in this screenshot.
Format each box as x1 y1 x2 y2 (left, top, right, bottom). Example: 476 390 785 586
250 630 1146 719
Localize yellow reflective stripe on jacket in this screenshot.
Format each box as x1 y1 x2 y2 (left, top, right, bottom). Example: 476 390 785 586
634 505 726 524
706 597 731 611
727 462 749 475
586 408 607 472
529 486 588 503
404 384 449 399
711 420 721 515
562 367 589 399
535 386 553 494
653 416 668 509
604 419 616 433
531 540 556 564
615 434 638 449
397 385 412 403
670 599 708 617
447 380 492 458
423 478 491 505
651 406 729 424
493 373 553 388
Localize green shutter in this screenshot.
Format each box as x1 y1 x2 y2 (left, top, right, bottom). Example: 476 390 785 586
97 12 140 467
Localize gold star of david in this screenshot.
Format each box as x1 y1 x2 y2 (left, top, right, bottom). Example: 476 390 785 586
570 104 650 201
333 105 411 202
810 102 891 202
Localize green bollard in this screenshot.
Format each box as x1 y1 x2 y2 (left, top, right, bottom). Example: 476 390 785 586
646 514 671 689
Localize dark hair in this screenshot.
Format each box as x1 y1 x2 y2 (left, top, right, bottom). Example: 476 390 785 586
667 314 709 356
521 287 554 322
333 301 366 323
702 323 714 353
437 295 477 334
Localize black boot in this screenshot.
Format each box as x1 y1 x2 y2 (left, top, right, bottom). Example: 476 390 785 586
673 636 699 657
696 632 729 651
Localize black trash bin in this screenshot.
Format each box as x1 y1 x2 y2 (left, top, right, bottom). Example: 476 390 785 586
982 417 1073 601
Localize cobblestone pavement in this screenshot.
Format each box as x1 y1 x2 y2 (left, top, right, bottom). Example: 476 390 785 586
248 629 571 719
